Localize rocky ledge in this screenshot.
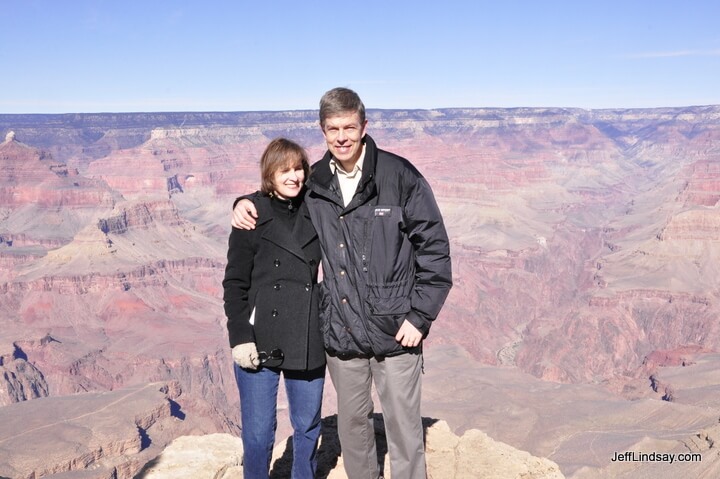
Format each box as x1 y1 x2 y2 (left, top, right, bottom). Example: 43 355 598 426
137 415 564 479
0 379 563 479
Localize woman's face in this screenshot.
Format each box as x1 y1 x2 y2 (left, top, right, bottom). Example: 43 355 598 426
272 161 305 199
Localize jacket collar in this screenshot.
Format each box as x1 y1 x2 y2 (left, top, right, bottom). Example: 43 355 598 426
255 195 317 261
307 134 378 210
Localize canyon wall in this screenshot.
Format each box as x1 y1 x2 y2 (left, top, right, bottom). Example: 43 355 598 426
1 106 719 477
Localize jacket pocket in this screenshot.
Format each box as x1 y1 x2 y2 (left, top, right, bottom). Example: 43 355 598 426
318 281 331 337
365 295 411 337
318 281 357 354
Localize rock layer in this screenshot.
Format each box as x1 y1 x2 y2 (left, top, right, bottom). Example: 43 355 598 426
0 382 185 479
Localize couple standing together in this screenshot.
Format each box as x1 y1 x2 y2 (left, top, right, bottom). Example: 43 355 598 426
223 87 453 479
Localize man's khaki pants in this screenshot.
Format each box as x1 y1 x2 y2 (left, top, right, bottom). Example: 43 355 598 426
326 351 425 479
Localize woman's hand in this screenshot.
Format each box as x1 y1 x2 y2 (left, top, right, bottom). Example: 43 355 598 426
232 342 260 369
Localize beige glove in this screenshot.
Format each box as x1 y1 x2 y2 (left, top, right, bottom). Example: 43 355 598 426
232 342 260 369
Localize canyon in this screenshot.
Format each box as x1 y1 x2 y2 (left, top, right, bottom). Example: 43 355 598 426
1 105 719 478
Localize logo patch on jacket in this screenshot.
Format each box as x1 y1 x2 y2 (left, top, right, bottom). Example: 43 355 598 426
374 207 392 217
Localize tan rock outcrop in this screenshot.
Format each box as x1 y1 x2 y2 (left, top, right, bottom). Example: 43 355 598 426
137 433 243 479
137 418 564 479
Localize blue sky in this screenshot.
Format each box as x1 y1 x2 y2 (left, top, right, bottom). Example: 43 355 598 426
2 0 719 113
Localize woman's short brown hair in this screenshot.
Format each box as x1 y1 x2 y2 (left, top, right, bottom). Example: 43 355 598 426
260 138 310 195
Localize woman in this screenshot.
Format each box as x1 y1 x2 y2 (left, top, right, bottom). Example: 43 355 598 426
223 138 325 479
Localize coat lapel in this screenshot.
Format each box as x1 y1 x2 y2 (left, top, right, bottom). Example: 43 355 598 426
257 198 317 262
292 203 318 250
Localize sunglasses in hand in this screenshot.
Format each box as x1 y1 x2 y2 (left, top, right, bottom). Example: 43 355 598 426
258 348 284 365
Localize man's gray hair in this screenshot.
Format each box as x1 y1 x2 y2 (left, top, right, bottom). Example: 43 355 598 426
319 87 366 128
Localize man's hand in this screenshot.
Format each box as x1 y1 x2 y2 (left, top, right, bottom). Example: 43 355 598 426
232 342 260 369
232 199 258 230
395 319 423 348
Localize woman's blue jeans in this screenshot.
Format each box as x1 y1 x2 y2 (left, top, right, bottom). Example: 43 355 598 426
234 363 325 479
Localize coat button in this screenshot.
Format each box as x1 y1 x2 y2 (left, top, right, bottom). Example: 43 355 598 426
274 259 281 267
341 297 348 304
340 270 346 276
305 283 311 291
339 243 345 248
273 283 281 290
272 309 279 317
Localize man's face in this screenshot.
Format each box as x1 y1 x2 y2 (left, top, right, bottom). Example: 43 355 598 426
321 111 368 168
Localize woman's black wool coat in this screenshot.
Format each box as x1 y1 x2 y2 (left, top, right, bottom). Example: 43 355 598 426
223 195 325 371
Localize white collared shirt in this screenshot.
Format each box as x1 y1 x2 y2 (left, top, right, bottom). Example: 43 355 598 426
329 144 366 207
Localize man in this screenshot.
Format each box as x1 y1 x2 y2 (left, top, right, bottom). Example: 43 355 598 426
232 87 452 479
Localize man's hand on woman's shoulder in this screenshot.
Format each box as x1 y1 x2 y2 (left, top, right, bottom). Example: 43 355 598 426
232 198 259 230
